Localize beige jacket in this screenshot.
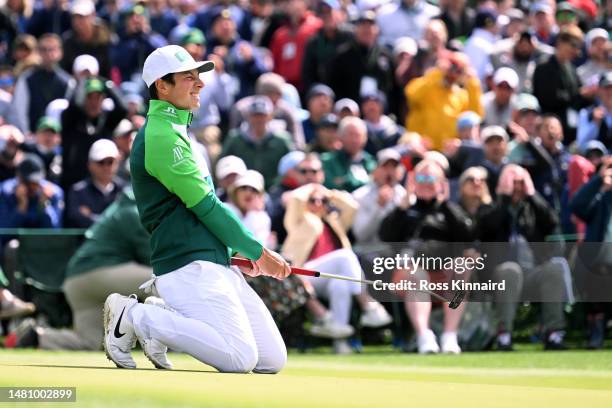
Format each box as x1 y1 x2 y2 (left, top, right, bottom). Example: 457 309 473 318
281 184 359 267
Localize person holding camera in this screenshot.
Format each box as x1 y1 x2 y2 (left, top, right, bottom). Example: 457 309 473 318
282 182 392 354
0 154 63 230
404 52 483 151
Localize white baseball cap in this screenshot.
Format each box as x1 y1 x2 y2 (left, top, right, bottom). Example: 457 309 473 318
215 155 247 180
493 67 519 89
71 0 95 16
142 45 215 88
233 170 265 193
73 54 99 76
89 139 119 162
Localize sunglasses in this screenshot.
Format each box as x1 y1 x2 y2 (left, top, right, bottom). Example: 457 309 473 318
298 167 321 175
308 196 329 205
415 174 438 184
96 159 116 167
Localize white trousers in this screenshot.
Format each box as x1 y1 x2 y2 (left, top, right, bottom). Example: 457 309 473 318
128 261 287 374
303 248 363 325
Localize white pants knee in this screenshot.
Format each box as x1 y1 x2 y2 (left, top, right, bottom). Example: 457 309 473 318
129 261 287 374
303 249 364 325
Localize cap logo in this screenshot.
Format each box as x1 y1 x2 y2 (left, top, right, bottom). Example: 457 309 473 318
175 51 189 62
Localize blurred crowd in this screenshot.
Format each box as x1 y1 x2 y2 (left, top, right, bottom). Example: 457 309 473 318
0 0 610 354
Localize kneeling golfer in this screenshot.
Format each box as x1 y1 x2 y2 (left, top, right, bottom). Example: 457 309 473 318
103 45 292 373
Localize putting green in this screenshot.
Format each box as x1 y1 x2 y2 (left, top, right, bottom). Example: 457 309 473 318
1 348 612 407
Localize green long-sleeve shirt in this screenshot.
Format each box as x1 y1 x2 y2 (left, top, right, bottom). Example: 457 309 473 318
130 100 263 275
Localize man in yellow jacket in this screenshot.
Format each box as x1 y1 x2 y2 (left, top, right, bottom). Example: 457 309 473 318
405 52 484 151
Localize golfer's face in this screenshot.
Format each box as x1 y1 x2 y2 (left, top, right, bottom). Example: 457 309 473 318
167 69 204 110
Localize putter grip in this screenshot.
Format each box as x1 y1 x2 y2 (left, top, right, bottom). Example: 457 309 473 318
230 257 320 277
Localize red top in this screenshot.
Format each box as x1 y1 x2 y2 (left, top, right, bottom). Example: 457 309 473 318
307 222 342 261
270 12 322 91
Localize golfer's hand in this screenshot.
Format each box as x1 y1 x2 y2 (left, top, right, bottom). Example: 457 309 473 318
237 258 262 277
255 248 291 280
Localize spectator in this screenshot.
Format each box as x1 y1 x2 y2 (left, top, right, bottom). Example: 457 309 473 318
214 154 248 203
191 1 252 41
445 111 484 180
500 8 526 39
490 30 553 94
322 116 376 192
226 169 272 246
60 76 127 192
352 148 406 245
309 113 341 153
65 139 124 228
361 90 403 155
268 151 326 245
479 126 510 200
464 8 499 84
376 0 439 46
329 11 397 115
26 0 71 38
532 25 587 143
405 52 483 151
231 73 305 149
0 154 63 229
148 0 179 39
205 7 269 99
392 37 418 119
11 34 40 77
61 0 113 78
482 67 519 127
507 93 543 162
577 72 612 151
302 84 334 145
334 97 360 120
282 182 392 354
478 164 568 350
301 0 353 91
270 0 322 91
403 19 451 85
9 33 75 135
111 119 135 183
554 2 578 30
111 4 166 83
437 0 474 42
0 124 25 182
4 187 154 350
0 0 26 63
529 2 557 46
577 28 610 87
0 66 11 122
221 95 294 190
379 159 473 354
20 116 62 185
570 157 612 349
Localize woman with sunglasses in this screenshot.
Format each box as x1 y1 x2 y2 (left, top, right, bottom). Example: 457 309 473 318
282 182 392 354
380 159 474 354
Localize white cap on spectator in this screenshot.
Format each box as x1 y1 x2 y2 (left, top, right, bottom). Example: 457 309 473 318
73 54 99 76
232 170 265 193
585 28 608 51
334 98 360 116
89 139 119 162
71 0 96 16
113 119 134 138
493 67 519 89
216 155 247 180
393 37 418 58
377 148 401 165
423 151 449 172
142 45 215 88
481 125 509 143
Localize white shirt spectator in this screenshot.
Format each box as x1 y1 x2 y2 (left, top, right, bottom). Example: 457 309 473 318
376 0 439 47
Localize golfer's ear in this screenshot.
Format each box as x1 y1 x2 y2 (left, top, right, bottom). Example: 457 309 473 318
155 78 168 96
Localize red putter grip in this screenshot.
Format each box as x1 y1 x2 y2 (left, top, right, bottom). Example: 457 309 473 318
230 257 320 277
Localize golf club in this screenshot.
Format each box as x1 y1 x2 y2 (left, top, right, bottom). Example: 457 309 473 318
231 257 465 309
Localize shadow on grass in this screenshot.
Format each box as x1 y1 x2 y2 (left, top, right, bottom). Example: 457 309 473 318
1 363 220 374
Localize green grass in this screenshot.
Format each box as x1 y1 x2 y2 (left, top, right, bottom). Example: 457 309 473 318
2 347 612 407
